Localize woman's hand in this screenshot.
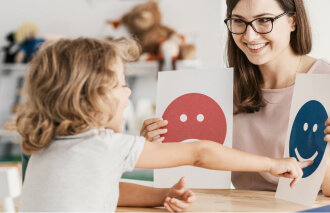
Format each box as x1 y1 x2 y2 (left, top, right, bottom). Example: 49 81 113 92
324 118 330 143
163 176 196 212
322 118 330 196
269 158 313 188
140 118 168 143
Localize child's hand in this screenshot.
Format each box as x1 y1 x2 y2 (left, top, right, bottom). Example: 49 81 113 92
324 118 330 144
269 158 313 188
163 176 196 212
140 118 168 143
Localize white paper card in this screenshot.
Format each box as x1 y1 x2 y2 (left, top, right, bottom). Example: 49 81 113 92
154 68 233 189
276 74 330 207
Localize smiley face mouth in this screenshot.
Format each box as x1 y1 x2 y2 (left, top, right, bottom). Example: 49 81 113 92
181 139 199 143
295 147 318 162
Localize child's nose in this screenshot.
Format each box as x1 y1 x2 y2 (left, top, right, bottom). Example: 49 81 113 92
127 87 132 97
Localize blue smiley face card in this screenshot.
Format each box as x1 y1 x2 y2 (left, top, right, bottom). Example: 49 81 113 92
276 74 330 207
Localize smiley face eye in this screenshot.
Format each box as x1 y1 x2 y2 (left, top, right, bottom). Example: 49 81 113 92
180 114 187 122
197 114 204 122
303 123 308 131
313 124 318 132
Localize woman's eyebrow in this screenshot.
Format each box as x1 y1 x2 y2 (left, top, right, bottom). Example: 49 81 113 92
231 13 275 19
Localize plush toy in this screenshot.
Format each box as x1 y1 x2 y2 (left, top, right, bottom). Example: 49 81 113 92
14 22 45 63
107 1 196 69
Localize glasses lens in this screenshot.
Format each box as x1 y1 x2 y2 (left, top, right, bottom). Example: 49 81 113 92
226 19 246 34
252 18 273 33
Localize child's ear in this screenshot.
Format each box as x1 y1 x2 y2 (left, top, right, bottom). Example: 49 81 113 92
291 13 297 32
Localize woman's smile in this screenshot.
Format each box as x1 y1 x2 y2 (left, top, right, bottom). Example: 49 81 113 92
245 42 269 53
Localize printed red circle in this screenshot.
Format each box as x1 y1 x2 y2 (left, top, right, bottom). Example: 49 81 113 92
162 93 227 144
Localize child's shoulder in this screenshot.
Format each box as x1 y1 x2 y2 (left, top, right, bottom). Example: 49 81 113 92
103 129 145 146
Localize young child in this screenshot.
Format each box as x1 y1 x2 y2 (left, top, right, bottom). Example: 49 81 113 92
17 37 312 212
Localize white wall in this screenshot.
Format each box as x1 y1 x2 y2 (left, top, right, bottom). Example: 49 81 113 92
0 0 224 68
305 0 330 59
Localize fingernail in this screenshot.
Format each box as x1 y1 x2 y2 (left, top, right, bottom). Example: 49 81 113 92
163 120 168 124
160 137 165 141
171 199 175 204
162 129 168 133
166 197 170 202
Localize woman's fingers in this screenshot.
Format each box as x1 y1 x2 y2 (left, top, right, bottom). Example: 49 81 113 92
140 118 168 141
325 126 330 134
325 118 330 126
153 136 165 144
140 118 163 135
143 128 168 141
146 120 168 132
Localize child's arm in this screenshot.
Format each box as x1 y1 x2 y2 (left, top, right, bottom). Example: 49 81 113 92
118 177 195 212
136 140 313 188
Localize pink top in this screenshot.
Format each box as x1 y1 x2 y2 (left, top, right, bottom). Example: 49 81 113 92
232 59 330 191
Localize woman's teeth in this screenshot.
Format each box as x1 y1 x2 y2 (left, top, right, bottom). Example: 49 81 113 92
247 43 266 50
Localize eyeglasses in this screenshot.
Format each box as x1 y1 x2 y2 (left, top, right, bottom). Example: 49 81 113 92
224 11 290 35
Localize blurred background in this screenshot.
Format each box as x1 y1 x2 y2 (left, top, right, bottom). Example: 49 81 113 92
0 0 329 181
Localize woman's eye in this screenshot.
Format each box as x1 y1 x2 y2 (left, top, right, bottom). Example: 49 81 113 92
233 19 244 24
258 18 271 24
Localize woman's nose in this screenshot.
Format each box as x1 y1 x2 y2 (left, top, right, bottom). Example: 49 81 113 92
243 24 260 42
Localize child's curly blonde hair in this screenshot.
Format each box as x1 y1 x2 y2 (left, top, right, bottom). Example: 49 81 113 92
16 37 141 155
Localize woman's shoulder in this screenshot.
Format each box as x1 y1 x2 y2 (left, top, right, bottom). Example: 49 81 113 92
318 58 330 67
306 57 330 74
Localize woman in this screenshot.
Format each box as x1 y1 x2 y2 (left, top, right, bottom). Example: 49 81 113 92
140 0 330 195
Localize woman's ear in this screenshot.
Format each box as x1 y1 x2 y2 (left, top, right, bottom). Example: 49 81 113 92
291 13 297 32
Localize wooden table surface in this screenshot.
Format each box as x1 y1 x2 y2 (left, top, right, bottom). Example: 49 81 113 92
3 189 329 212
117 189 330 212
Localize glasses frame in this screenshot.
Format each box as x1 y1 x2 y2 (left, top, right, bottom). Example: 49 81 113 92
224 11 290 35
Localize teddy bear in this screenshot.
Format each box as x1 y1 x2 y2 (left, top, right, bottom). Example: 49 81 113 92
107 1 196 70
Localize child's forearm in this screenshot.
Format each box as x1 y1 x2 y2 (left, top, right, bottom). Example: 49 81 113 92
117 182 168 207
195 140 272 173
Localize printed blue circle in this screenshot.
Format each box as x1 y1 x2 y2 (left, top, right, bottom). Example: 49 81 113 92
289 100 328 178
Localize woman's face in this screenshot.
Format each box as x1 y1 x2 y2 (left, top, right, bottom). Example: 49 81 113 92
231 0 296 65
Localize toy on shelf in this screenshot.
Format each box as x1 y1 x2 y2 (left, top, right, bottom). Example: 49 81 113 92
14 22 45 63
1 32 20 63
107 1 196 70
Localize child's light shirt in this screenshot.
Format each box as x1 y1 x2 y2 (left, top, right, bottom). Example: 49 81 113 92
19 128 145 212
232 59 330 191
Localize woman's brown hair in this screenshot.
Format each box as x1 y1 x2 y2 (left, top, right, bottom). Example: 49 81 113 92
225 0 312 114
16 37 141 155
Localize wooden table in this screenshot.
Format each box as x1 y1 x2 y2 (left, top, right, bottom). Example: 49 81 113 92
3 189 329 212
117 189 330 212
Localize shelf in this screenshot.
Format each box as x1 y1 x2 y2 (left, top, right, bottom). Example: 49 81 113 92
0 129 21 143
0 64 26 77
